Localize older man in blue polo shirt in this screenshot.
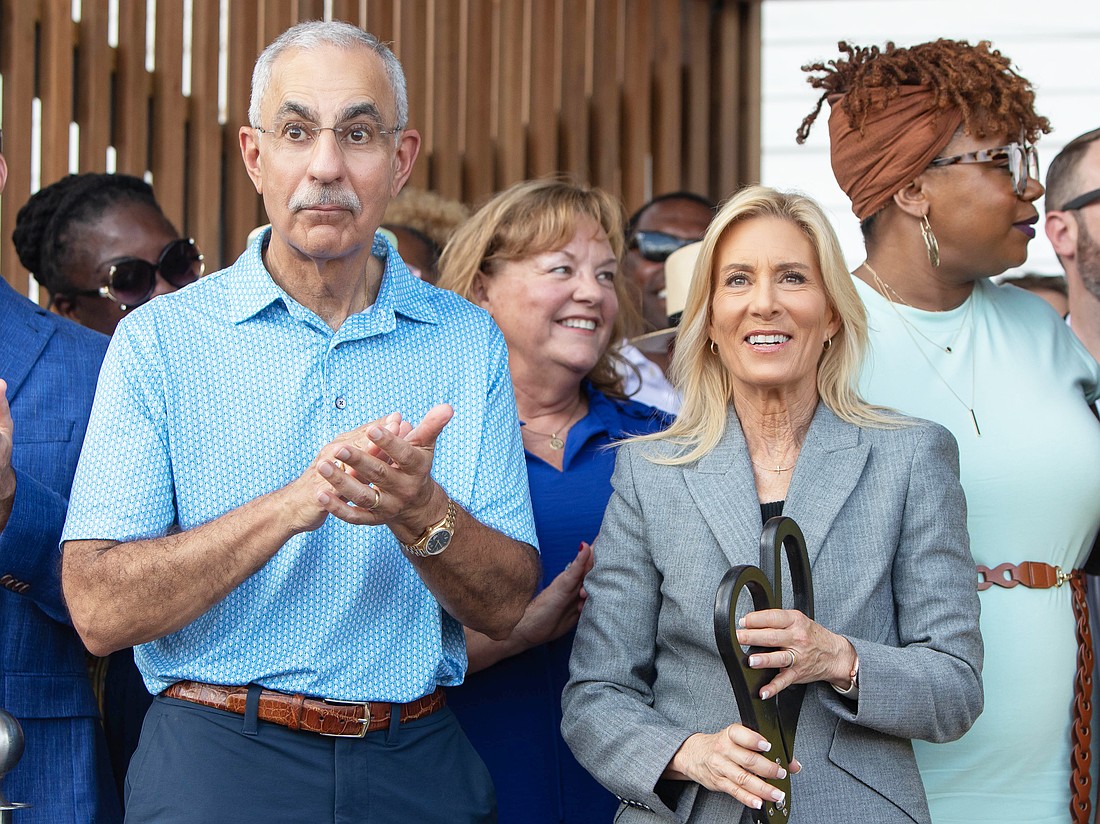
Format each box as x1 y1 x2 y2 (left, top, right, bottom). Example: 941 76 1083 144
60 21 540 823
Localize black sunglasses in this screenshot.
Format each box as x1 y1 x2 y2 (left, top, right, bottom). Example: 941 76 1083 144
62 238 204 310
630 231 699 263
1062 188 1100 211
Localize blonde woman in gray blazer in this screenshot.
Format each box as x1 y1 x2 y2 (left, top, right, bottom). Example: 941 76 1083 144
561 186 982 823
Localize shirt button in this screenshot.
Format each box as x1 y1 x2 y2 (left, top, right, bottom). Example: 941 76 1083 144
334 397 347 410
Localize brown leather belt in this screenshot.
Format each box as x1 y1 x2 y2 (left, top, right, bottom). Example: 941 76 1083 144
976 560 1072 590
976 563 1093 824
163 680 446 738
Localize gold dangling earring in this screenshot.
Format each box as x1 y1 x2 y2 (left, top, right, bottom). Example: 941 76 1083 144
709 340 719 355
920 214 940 268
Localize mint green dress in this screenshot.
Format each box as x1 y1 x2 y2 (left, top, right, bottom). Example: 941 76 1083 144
854 276 1100 823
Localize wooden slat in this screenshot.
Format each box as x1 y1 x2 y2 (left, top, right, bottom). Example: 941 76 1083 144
525 0 558 177
428 0 462 198
396 0 429 190
714 3 740 198
77 2 112 172
296 0 326 22
558 0 588 180
493 0 526 189
363 0 394 34
683 0 710 195
739 0 763 187
462 0 494 202
151 0 187 230
651 0 682 196
260 1 296 52
39 3 74 188
0 0 762 287
114 0 150 175
588 0 622 194
0 0 40 294
224 0 264 264
186 0 223 268
331 0 365 26
620 0 652 210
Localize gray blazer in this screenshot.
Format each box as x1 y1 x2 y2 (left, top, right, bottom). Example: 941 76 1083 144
561 403 983 823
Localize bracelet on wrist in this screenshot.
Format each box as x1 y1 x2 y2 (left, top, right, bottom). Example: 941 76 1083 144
832 653 859 696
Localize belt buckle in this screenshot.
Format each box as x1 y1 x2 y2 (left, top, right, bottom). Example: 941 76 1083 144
1056 566 1070 587
319 698 371 738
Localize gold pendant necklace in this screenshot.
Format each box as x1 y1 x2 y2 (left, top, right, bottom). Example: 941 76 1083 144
862 262 981 437
750 459 795 476
521 396 585 451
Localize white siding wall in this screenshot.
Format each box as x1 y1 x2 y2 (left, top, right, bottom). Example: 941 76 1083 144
760 0 1100 276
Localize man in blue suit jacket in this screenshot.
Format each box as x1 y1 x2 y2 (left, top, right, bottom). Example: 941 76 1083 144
0 140 121 822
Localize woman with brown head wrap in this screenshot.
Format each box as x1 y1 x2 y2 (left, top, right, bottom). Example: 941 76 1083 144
799 39 1100 824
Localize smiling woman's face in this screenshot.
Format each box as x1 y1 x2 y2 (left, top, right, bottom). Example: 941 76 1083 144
475 216 619 386
708 215 839 403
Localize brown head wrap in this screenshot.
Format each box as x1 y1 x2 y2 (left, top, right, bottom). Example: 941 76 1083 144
828 85 963 220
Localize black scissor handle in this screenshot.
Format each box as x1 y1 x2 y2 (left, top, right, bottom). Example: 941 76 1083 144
713 516 813 824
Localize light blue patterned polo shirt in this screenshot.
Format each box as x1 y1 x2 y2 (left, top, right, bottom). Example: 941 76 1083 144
63 230 538 702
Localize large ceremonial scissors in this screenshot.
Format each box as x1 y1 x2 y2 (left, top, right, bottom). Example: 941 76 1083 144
713 516 814 824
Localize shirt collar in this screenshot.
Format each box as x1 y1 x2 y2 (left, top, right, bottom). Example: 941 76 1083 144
225 227 441 328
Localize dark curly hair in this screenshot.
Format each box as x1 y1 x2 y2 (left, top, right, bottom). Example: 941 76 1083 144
796 39 1050 146
12 172 174 295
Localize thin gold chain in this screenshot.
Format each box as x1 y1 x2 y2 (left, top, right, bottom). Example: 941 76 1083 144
861 262 981 437
863 262 973 354
520 395 586 451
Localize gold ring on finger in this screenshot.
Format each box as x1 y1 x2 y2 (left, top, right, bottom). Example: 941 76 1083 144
367 485 381 511
786 649 797 669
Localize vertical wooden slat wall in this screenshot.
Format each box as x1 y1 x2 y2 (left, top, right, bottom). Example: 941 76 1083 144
0 0 761 298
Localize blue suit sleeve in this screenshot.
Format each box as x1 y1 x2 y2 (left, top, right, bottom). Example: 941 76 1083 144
0 467 71 623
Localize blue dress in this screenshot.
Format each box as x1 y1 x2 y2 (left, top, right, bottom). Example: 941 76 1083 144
448 385 671 823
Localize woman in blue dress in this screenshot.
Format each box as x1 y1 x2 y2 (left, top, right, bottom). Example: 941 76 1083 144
438 179 672 823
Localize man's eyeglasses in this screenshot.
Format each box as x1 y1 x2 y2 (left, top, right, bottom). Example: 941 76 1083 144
254 120 403 153
1061 189 1100 211
61 238 204 310
929 141 1040 197
630 231 700 263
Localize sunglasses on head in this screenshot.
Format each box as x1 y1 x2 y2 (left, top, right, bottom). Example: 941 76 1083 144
630 231 700 263
63 238 204 310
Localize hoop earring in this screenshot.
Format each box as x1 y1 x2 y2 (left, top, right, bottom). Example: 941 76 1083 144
709 340 719 355
823 337 832 351
920 215 940 268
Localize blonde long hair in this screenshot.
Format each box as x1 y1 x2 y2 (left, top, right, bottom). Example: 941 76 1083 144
437 178 637 397
634 185 897 465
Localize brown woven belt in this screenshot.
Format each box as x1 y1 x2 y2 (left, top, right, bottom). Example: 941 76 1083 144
163 680 446 738
976 562 1094 824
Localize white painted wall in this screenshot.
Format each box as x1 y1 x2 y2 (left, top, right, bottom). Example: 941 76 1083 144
760 0 1100 277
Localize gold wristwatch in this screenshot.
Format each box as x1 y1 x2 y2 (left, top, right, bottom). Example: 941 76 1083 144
401 499 457 557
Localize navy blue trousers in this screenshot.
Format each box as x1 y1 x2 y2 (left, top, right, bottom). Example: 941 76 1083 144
124 692 496 823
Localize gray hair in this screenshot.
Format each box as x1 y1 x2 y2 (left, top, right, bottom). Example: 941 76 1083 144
248 20 408 132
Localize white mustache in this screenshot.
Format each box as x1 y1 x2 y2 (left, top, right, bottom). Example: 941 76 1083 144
288 184 361 213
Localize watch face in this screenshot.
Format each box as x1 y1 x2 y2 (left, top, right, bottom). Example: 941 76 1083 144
425 529 453 555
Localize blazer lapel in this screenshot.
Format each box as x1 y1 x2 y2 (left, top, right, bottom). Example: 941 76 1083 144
0 282 53 400
784 404 870 569
684 404 871 573
684 408 766 569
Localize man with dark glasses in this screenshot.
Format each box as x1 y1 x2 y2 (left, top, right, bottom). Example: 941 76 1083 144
12 172 202 336
618 192 714 413
0 133 122 821
60 21 539 823
1045 126 1100 364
